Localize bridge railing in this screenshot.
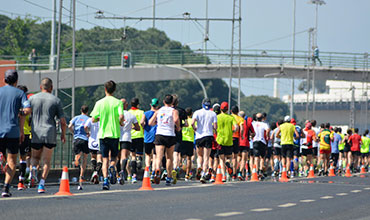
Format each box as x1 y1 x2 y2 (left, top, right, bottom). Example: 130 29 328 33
1 49 368 71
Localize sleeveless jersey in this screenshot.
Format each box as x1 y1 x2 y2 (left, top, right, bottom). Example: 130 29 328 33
156 106 175 137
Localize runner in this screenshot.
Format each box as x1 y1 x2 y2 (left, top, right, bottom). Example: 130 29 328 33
311 120 320 166
140 98 159 182
84 115 102 184
300 122 317 176
330 127 342 171
128 98 145 178
68 105 90 190
361 130 370 170
182 107 195 181
348 128 362 172
29 77 67 193
317 123 332 176
119 98 140 184
239 115 255 180
291 118 303 178
338 127 346 174
270 120 283 177
209 104 221 182
231 106 244 181
149 94 180 186
216 102 238 182
343 129 353 173
90 80 124 190
252 113 269 179
0 70 31 197
192 98 217 183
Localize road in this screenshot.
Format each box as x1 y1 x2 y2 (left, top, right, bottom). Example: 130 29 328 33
1 173 370 220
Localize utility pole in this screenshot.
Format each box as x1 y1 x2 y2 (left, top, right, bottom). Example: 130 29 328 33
50 0 56 70
204 0 209 64
237 0 241 108
350 85 355 129
55 0 63 98
291 0 296 118
305 28 314 120
71 0 76 118
152 0 156 28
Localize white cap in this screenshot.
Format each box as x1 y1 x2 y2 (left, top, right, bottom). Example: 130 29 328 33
284 115 291 122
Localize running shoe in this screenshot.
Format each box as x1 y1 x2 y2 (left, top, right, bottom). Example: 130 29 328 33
119 171 125 185
77 185 83 190
161 170 168 180
102 178 110 190
165 177 172 186
225 162 233 175
108 166 117 185
91 171 99 184
189 171 193 179
1 188 11 197
150 173 155 183
210 175 216 183
132 174 137 184
185 174 190 182
37 184 45 193
172 170 177 184
127 176 132 182
232 174 237 181
18 181 26 191
154 169 161 184
28 176 37 188
318 169 324 176
237 172 243 181
200 175 206 184
195 168 202 180
206 168 213 180
137 156 143 170
222 175 227 182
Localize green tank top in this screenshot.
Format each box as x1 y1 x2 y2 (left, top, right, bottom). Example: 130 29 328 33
182 118 194 142
338 133 345 151
361 136 370 153
129 109 144 139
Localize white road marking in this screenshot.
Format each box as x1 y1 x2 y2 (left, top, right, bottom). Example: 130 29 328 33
320 196 334 199
215 212 244 217
278 203 296 208
250 208 273 212
363 187 370 190
185 219 202 220
351 190 362 193
300 199 315 203
336 193 348 196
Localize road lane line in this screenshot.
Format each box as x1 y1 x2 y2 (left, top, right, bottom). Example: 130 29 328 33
351 190 362 193
215 212 244 217
278 203 296 208
364 187 370 190
336 193 348 196
250 208 273 212
300 199 315 203
320 196 334 199
185 219 202 220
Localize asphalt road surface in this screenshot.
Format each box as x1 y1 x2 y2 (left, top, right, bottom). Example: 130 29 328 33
2 173 370 220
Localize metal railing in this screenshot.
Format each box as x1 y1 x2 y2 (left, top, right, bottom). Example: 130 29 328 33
52 133 74 169
1 49 368 71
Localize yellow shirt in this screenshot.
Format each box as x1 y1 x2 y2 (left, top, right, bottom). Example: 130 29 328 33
232 113 244 138
24 114 32 136
279 122 295 145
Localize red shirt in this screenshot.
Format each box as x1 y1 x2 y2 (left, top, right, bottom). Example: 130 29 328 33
349 133 362 152
239 117 255 147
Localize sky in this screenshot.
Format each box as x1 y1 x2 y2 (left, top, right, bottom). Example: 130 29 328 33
2 0 369 98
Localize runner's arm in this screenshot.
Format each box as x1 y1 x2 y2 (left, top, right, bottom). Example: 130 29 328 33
148 112 158 126
191 118 197 131
19 115 25 144
60 117 67 143
119 114 125 126
173 109 181 132
140 115 146 127
276 128 281 139
133 122 140 131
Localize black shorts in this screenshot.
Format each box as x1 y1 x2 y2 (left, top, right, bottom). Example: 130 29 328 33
249 148 254 156
282 144 294 158
273 147 281 156
100 138 119 158
174 140 182 153
31 143 56 150
20 134 31 156
339 150 344 154
144 142 155 155
266 147 272 159
154 135 176 148
293 146 300 157
362 153 369 158
239 146 249 153
313 147 318 156
351 151 361 156
344 146 351 153
219 145 233 156
330 153 339 164
73 138 89 154
196 136 214 149
253 141 267 158
181 141 194 157
90 149 101 155
120 141 134 152
301 148 313 156
0 138 19 155
232 138 240 154
210 149 219 159
132 138 144 155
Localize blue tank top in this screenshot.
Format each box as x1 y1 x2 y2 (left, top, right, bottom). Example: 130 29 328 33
144 110 157 143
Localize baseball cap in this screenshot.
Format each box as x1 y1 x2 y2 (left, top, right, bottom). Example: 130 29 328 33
220 102 228 110
151 98 159 107
305 122 312 129
202 98 211 109
212 103 220 109
290 118 296 125
4 69 18 84
284 115 291 122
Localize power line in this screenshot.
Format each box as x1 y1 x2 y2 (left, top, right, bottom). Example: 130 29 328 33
0 9 51 19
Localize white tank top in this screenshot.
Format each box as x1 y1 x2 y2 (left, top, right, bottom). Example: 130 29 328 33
156 106 175 137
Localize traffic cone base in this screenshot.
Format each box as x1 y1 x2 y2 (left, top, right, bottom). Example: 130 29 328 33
250 164 259 182
279 165 289 182
214 165 224 185
139 166 154 191
307 164 315 178
55 167 74 196
328 163 336 177
345 165 352 178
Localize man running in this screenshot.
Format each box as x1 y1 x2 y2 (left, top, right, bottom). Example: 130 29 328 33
149 94 180 186
84 115 102 184
330 127 342 171
231 106 244 180
69 105 90 190
270 120 283 177
361 130 370 170
182 107 195 181
0 70 31 197
29 77 67 193
300 122 317 175
239 115 255 180
252 113 270 178
348 128 362 172
317 123 332 176
90 80 124 190
192 98 217 183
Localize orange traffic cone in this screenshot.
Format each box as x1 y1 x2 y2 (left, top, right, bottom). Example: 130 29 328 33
345 165 352 178
55 166 74 196
360 163 366 178
307 164 315 178
213 165 224 185
328 163 336 177
139 166 154 191
279 165 289 182
250 164 259 182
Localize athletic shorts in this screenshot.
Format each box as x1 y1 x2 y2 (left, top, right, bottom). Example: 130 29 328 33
154 135 176 148
351 151 361 156
330 153 339 164
196 136 213 149
120 141 134 152
344 146 351 153
232 138 240 154
313 147 318 156
181 141 194 157
239 146 249 153
293 146 300 157
266 147 272 159
90 149 101 155
31 143 56 150
132 138 144 155
174 140 183 153
361 153 369 158
253 141 266 158
282 144 294 158
249 148 254 156
339 150 344 154
301 148 313 156
273 147 282 156
219 145 233 156
0 138 19 155
144 142 155 155
210 149 220 159
73 138 89 154
19 134 31 156
100 138 119 158
319 149 331 155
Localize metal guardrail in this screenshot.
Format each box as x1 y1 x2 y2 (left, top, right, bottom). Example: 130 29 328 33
0 49 369 71
52 133 74 169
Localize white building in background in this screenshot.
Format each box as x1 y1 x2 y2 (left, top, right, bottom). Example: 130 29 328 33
282 80 370 132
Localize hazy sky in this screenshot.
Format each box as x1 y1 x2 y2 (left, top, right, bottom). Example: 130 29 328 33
2 0 369 97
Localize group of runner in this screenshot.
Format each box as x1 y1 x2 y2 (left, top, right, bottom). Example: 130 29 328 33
1 72 370 197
